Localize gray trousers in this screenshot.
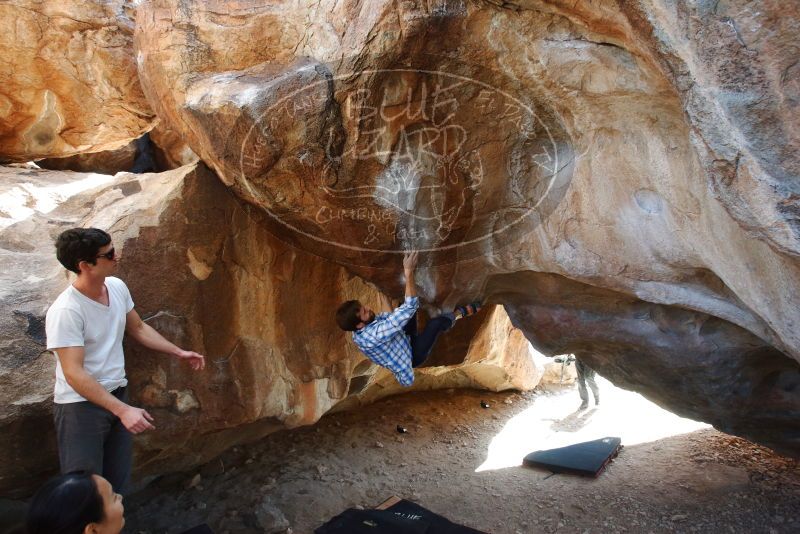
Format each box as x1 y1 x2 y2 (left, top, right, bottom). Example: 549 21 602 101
53 386 132 493
576 360 600 404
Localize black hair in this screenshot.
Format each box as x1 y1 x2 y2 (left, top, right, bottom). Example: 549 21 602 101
26 471 105 534
336 300 363 331
54 228 111 273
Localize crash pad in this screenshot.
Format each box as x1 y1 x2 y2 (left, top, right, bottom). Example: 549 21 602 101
315 497 487 533
523 437 622 477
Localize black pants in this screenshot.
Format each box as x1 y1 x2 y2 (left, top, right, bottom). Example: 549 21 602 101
404 312 454 367
576 360 600 404
54 386 132 494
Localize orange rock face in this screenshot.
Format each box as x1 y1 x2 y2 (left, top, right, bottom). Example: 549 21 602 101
36 141 139 174
133 0 800 456
1 0 799 496
0 163 534 496
0 1 154 162
134 0 576 274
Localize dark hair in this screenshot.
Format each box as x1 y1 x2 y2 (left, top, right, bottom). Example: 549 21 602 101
336 300 362 331
27 471 105 534
55 228 111 273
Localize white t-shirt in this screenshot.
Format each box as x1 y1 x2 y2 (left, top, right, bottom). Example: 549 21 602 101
45 276 135 404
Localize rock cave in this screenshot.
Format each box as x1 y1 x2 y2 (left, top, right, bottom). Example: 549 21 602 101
1 1 798 533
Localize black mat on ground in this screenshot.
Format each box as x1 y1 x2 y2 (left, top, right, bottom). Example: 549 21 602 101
314 499 487 534
523 436 622 477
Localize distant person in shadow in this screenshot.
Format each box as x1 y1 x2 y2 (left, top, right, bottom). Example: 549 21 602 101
576 357 600 410
130 133 158 173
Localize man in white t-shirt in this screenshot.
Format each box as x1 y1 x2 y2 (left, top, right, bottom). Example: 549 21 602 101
45 228 205 493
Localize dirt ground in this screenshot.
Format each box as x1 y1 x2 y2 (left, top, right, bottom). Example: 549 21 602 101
125 381 800 534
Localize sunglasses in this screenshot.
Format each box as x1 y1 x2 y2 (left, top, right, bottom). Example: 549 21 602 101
95 247 116 261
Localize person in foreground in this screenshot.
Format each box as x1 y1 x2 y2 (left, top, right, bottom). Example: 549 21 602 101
27 471 124 534
45 228 206 494
27 472 214 534
335 250 481 386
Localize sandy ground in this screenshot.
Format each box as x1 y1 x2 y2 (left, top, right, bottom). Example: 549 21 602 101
125 378 800 534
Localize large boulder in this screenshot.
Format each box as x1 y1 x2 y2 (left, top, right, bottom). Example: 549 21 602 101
134 0 575 273
0 162 535 496
132 0 800 455
0 0 155 162
35 129 199 174
0 0 798 495
36 141 139 175
620 0 800 258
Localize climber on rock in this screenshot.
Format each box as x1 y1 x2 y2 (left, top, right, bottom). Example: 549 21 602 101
335 250 481 386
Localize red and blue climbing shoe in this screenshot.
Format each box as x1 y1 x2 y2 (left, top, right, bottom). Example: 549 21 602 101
455 300 482 320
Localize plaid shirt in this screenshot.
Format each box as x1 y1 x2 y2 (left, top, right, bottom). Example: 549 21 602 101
353 296 419 386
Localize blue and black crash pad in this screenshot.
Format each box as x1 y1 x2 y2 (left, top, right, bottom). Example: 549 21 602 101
523 437 623 477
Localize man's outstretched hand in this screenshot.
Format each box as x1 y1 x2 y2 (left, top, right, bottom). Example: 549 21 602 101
403 250 419 273
176 349 205 371
402 250 419 298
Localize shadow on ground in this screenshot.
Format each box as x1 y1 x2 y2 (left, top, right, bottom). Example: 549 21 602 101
124 383 800 534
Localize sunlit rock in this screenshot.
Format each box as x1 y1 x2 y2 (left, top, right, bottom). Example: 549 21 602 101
0 163 533 496
133 0 800 455
0 0 155 161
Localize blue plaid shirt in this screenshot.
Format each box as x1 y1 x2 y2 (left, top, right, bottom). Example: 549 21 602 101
353 296 419 386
